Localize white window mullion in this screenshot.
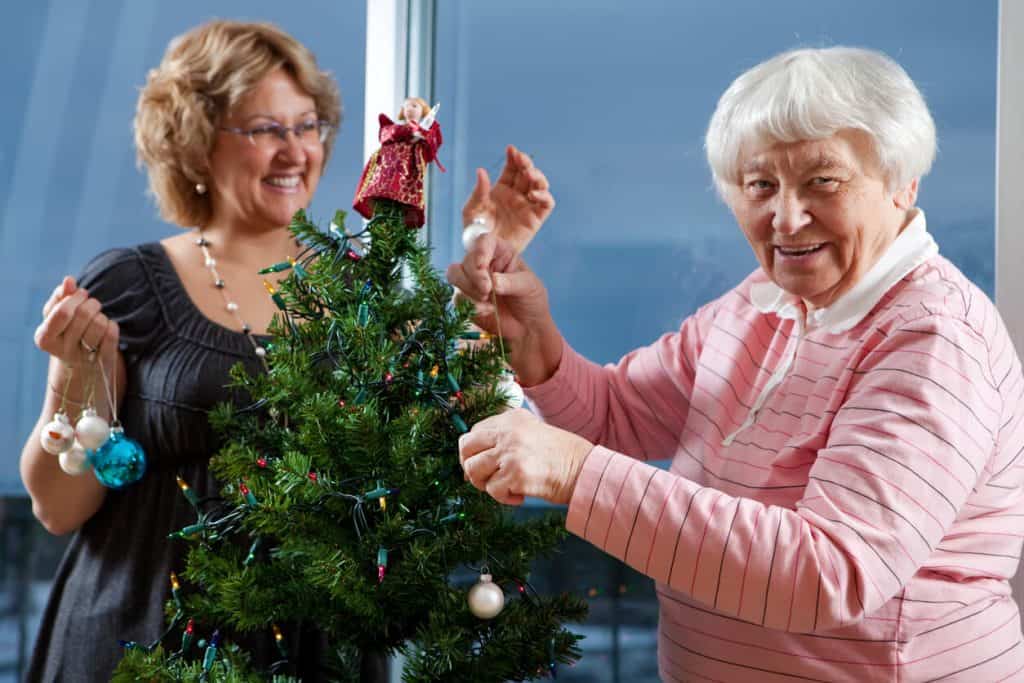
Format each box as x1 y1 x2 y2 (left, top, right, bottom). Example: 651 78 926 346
363 0 408 165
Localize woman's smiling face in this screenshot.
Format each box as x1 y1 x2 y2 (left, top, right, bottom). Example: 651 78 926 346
726 129 918 308
206 67 325 233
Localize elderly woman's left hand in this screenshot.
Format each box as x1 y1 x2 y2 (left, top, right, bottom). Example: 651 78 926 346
458 409 593 505
462 145 554 254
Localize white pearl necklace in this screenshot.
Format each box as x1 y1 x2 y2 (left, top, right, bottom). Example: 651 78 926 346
195 229 269 365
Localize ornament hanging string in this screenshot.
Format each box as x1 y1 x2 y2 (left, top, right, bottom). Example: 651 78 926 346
55 366 74 415
95 350 121 428
489 274 507 365
83 354 99 412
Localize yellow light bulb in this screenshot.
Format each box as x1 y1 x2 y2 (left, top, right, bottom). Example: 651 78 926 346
273 624 283 641
176 475 190 492
170 571 180 591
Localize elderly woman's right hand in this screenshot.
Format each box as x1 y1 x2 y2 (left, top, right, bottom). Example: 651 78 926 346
446 233 563 386
34 276 119 367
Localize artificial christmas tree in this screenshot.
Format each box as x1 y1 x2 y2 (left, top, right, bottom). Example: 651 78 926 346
112 194 585 681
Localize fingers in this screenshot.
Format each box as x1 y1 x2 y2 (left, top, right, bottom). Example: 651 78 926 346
528 187 555 212
446 234 500 302
37 288 89 344
457 413 536 506
80 310 111 355
471 168 492 204
461 447 526 507
507 146 554 217
485 475 525 506
459 428 501 491
34 287 114 366
62 297 102 351
491 269 540 300
100 320 120 362
459 428 498 461
41 276 77 319
507 146 549 194
495 145 521 189
461 168 493 225
462 448 501 489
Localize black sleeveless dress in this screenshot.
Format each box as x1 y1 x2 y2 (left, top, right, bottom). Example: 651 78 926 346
26 243 331 681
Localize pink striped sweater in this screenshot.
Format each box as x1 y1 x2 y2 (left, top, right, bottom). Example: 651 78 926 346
526 212 1024 681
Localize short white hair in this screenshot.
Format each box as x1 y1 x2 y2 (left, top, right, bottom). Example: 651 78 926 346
705 46 936 195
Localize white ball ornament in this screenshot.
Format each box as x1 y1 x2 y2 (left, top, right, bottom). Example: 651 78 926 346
468 573 505 619
461 217 492 250
59 441 90 476
40 412 75 455
75 408 111 451
498 372 525 409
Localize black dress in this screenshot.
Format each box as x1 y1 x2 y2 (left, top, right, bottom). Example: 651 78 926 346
26 243 331 681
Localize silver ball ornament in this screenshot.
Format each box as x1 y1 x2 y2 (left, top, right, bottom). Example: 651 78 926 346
468 573 505 619
75 408 111 451
59 441 90 476
40 412 74 455
498 373 525 409
461 220 492 251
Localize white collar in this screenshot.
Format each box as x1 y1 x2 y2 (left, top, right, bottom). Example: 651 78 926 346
749 209 938 332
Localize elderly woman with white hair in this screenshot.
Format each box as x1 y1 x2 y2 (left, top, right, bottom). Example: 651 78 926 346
450 47 1024 681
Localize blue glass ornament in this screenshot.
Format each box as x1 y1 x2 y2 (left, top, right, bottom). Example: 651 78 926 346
88 425 146 488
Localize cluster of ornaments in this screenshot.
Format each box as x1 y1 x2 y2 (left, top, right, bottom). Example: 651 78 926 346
40 409 146 488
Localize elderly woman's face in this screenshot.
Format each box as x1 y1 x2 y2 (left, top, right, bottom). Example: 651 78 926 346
726 129 915 308
207 68 324 233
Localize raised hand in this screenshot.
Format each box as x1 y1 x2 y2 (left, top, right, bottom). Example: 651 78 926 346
462 145 554 255
34 276 119 368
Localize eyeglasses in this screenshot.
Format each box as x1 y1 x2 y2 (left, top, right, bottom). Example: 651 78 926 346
219 120 333 147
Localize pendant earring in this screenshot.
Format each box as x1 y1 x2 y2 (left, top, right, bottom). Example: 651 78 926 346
195 182 207 195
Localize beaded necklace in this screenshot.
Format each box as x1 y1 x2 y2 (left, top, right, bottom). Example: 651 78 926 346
194 229 270 368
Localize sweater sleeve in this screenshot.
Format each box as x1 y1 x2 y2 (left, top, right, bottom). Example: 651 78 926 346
525 302 714 462
566 313 1002 633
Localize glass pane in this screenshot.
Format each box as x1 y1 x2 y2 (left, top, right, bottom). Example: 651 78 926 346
429 3 997 681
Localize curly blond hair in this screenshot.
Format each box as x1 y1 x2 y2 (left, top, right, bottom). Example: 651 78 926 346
134 20 342 227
